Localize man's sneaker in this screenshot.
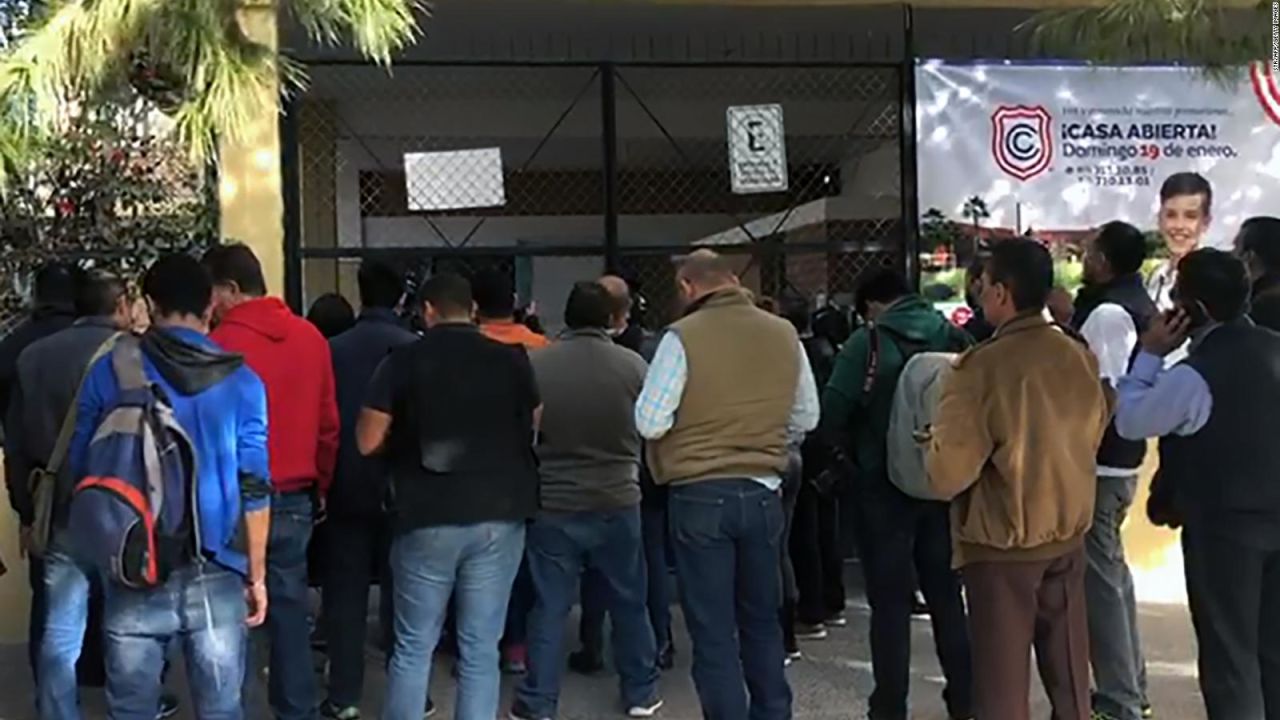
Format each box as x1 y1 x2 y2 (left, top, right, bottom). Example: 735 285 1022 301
627 698 664 718
320 701 362 720
1142 704 1154 719
424 699 437 719
156 694 179 720
501 644 528 675
785 649 803 667
508 701 550 720
568 648 605 675
794 622 828 641
825 612 848 628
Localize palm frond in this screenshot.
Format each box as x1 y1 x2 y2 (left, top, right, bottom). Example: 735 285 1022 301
0 0 427 175
1023 0 1267 80
291 0 427 64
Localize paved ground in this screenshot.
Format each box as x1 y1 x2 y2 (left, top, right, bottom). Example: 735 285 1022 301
0 565 1205 719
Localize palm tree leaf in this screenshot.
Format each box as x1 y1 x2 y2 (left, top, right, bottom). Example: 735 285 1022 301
1024 0 1267 77
290 0 427 64
0 0 429 177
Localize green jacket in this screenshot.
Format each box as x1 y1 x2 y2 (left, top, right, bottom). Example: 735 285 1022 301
821 295 972 484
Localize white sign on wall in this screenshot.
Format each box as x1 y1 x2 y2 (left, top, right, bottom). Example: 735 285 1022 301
404 148 506 211
727 104 789 195
916 60 1280 247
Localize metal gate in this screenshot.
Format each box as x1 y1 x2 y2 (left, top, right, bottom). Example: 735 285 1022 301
285 60 908 327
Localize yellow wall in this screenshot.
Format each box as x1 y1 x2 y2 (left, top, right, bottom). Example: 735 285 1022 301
219 0 286 294
0 462 29 642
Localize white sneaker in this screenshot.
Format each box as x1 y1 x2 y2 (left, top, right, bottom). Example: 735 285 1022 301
628 698 664 718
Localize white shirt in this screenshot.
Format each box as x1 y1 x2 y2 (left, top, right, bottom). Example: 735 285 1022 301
1146 261 1189 365
1079 302 1139 477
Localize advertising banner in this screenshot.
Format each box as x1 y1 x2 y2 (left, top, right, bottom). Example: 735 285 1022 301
916 61 1280 255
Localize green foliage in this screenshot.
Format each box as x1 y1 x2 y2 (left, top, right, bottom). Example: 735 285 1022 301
0 0 427 170
1024 0 1268 78
0 101 215 321
921 207 963 253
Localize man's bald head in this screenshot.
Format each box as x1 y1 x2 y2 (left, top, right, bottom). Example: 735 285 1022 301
676 250 738 303
597 274 632 331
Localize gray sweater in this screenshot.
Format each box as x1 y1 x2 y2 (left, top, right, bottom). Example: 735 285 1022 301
532 328 648 513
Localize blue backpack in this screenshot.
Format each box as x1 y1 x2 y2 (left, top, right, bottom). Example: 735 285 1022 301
68 335 199 589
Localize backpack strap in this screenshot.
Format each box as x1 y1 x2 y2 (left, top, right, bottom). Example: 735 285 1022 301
111 334 149 391
44 333 122 478
861 324 930 397
861 326 881 396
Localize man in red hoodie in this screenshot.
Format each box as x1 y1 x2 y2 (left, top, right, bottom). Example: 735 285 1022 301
204 243 339 720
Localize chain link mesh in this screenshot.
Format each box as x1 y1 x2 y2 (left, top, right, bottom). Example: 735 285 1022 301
292 62 904 328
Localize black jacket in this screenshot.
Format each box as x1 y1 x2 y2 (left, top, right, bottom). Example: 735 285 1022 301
329 309 417 518
1158 320 1280 546
0 305 76 426
3 317 117 525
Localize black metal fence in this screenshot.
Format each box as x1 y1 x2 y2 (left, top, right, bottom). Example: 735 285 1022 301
285 60 909 328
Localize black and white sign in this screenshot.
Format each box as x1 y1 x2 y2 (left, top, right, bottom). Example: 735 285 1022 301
727 104 788 195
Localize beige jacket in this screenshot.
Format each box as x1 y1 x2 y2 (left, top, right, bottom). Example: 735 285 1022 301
926 312 1112 566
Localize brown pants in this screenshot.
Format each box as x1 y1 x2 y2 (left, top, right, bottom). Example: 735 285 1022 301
965 546 1090 720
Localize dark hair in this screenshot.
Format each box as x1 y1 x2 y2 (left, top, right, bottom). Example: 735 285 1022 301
1160 172 1213 216
780 295 812 334
33 262 76 309
563 281 614 330
417 272 473 316
471 269 514 319
812 305 851 346
201 243 267 296
854 269 910 318
306 293 356 338
986 238 1055 311
143 254 213 319
74 269 127 318
358 261 404 310
1238 216 1280 274
1095 221 1148 276
1177 248 1250 322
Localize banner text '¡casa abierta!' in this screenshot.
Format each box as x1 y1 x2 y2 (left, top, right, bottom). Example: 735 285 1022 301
1062 122 1218 142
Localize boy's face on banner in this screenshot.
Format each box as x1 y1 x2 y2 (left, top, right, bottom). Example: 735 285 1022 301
1158 193 1211 259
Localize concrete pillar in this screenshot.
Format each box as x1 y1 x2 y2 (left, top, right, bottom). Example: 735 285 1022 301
219 0 286 293
0 462 29 642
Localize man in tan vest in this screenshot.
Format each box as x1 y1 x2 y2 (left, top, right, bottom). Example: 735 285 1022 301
635 250 819 720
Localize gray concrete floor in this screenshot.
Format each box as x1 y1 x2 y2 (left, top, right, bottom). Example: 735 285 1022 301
0 568 1206 719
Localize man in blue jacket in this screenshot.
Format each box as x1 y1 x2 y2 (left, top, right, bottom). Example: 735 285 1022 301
321 261 418 720
69 254 272 720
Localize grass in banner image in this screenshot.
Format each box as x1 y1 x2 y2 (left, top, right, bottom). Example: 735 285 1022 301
917 205 1169 326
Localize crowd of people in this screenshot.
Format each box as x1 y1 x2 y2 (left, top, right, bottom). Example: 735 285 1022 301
1 169 1280 720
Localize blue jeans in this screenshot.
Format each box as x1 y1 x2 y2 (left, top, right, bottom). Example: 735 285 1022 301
579 502 673 656
103 564 248 720
38 542 94 720
381 521 525 720
517 507 659 716
263 492 317 720
670 479 792 720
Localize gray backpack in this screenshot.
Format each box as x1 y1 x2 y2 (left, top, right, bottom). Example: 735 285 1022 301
886 352 958 501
